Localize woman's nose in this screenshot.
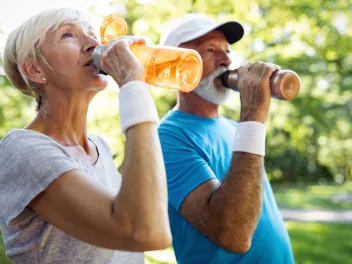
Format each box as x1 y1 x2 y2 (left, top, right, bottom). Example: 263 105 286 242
82 35 100 54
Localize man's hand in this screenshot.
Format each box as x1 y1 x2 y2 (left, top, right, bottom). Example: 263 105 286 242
237 62 281 123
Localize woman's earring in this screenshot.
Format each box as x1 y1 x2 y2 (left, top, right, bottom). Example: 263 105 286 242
41 77 47 83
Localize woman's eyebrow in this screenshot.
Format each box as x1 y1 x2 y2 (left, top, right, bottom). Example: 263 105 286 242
53 22 95 37
54 23 75 35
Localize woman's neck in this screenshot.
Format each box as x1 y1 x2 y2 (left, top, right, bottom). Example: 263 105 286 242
26 90 95 149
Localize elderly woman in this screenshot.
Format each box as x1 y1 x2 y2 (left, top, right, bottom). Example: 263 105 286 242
0 8 171 264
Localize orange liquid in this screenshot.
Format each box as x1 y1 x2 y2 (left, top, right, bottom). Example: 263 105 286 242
99 14 203 92
131 45 203 92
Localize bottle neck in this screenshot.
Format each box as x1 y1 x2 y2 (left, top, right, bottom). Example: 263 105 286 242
220 70 231 88
220 70 239 90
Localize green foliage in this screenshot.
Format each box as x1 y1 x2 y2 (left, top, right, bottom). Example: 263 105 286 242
107 0 352 183
286 222 352 264
145 222 352 264
0 0 351 183
0 229 11 264
0 69 34 139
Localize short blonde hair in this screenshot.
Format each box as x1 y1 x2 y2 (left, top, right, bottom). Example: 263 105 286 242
3 8 92 101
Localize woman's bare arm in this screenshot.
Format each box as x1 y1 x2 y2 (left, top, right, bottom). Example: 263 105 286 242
30 123 171 251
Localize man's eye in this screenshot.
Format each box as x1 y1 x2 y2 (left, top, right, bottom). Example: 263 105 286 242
207 48 215 53
61 32 74 39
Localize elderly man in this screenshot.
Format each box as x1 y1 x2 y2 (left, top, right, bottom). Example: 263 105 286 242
158 14 294 264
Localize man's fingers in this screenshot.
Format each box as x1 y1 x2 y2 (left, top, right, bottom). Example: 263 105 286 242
260 63 281 81
238 63 251 76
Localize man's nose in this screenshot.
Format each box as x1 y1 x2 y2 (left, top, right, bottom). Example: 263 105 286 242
216 50 232 68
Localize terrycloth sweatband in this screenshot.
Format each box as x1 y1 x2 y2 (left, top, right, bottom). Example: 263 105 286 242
119 81 159 134
232 121 267 156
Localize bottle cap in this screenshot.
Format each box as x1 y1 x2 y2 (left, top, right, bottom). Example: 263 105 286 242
100 14 128 44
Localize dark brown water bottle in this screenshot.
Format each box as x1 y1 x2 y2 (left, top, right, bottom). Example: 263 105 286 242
220 69 301 100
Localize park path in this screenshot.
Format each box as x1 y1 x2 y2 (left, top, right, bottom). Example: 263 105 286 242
145 208 352 263
280 208 352 223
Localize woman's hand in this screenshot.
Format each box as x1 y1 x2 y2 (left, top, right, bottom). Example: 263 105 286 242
100 36 146 87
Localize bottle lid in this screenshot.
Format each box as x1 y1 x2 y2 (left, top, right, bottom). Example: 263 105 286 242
100 14 128 44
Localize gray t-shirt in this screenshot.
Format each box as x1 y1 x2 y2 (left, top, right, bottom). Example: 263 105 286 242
0 129 144 264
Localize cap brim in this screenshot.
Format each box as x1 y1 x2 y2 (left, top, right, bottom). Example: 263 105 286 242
179 21 244 46
215 21 244 44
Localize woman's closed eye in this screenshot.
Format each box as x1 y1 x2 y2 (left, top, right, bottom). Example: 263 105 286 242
61 32 74 39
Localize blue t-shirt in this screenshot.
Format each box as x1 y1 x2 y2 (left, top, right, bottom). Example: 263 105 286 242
158 110 294 264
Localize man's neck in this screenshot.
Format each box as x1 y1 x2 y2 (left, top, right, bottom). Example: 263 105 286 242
176 92 220 118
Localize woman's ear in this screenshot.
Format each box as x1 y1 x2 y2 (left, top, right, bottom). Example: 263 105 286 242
21 58 47 84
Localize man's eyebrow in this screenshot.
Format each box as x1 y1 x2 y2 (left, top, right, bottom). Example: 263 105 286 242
199 41 217 47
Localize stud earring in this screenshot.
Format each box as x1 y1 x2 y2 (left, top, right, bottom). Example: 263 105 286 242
41 77 47 83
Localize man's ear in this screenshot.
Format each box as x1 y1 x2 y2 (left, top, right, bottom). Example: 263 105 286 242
20 58 47 84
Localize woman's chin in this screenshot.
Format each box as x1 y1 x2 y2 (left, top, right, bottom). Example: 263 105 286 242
91 74 109 86
83 79 109 92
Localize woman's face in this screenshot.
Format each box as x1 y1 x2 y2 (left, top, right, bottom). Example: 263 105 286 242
39 21 108 92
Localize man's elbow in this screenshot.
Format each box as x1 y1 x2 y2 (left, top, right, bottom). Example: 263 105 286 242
216 232 252 254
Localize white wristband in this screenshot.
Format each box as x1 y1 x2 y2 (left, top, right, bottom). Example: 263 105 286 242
232 121 267 156
118 81 159 134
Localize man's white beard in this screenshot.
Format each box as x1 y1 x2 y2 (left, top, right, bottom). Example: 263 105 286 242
193 67 232 105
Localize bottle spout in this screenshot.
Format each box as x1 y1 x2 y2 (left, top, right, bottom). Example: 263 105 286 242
93 45 107 75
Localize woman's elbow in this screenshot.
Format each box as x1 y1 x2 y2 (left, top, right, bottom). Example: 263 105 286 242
133 224 172 251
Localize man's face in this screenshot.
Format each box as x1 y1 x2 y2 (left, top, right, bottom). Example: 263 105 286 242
180 30 233 105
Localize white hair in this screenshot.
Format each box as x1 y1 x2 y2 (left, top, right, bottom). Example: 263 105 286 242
193 67 232 105
3 8 93 101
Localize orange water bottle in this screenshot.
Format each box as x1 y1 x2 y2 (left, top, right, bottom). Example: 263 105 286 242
93 14 203 92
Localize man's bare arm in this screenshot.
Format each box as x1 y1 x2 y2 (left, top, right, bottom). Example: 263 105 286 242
180 153 263 253
179 62 280 253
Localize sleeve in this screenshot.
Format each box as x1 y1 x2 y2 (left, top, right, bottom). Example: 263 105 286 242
0 131 82 225
158 124 217 211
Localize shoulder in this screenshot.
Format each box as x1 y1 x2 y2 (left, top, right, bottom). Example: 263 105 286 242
159 116 189 145
1 129 49 143
220 116 237 127
0 129 70 157
159 111 194 135
159 117 206 153
0 129 81 179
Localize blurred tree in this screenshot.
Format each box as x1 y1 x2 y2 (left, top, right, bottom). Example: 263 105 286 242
107 0 352 183
0 60 34 138
0 0 351 183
